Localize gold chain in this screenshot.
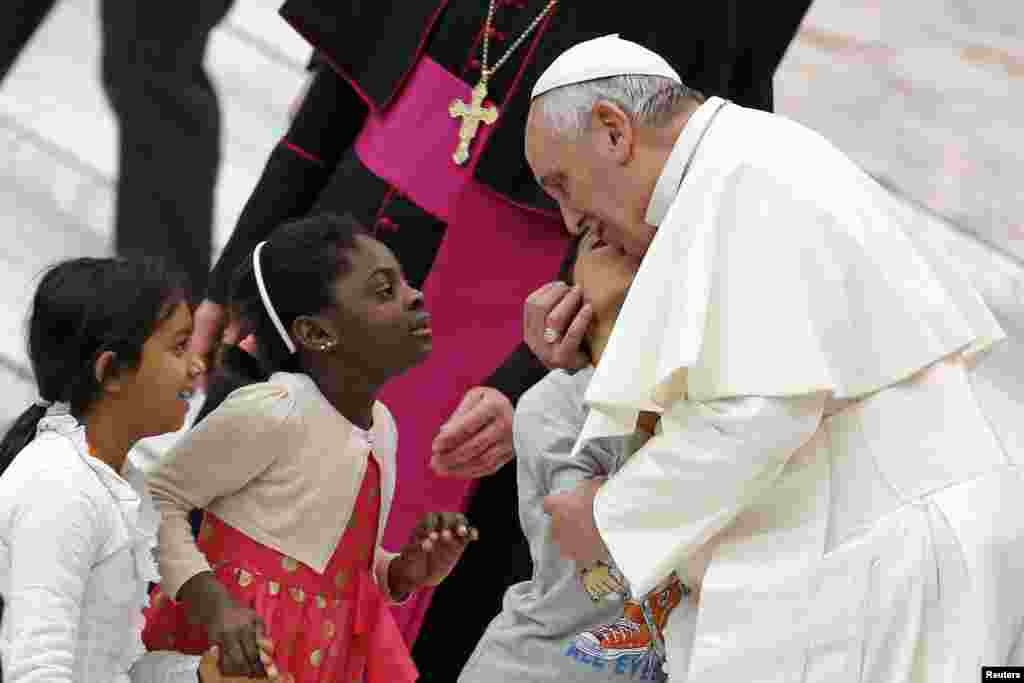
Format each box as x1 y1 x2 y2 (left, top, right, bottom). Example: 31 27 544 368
479 0 559 84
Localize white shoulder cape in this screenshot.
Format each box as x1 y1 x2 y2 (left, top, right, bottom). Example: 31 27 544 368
574 99 1004 455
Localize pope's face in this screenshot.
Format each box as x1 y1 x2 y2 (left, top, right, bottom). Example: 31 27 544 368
525 107 657 259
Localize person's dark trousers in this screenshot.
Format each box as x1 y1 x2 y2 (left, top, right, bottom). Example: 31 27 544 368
100 0 235 301
1 0 232 301
0 0 58 84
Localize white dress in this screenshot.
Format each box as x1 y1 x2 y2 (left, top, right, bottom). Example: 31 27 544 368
0 404 201 683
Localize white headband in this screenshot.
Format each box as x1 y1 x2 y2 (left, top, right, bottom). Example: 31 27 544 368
252 241 296 355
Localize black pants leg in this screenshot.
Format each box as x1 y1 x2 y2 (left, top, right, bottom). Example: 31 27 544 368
0 0 58 83
99 0 235 301
411 461 533 682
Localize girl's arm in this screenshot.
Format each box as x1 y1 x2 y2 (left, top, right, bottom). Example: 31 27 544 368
146 383 297 601
373 548 408 604
3 470 101 682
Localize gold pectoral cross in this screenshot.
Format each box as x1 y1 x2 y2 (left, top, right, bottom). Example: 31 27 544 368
449 79 499 166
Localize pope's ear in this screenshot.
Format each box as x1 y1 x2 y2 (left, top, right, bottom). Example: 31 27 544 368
591 100 633 164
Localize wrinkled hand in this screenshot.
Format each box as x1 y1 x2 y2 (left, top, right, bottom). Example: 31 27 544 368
190 300 230 362
389 512 480 596
431 387 513 479
524 282 593 371
198 640 279 681
189 299 258 387
543 477 609 566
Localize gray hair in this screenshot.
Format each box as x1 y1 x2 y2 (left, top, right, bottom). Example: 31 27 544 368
532 75 704 138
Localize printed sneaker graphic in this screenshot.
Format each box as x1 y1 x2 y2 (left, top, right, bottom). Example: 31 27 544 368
574 571 686 666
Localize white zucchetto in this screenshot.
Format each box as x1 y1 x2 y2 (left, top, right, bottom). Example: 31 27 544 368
531 34 682 99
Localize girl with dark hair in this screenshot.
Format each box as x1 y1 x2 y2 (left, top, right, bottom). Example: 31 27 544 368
0 256 266 682
142 213 477 683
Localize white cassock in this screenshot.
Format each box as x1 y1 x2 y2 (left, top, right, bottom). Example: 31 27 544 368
574 96 1023 682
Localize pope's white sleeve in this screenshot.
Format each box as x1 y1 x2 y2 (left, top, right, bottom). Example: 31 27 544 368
593 393 825 596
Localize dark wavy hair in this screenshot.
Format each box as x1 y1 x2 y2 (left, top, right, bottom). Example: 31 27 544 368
195 213 365 424
0 257 186 476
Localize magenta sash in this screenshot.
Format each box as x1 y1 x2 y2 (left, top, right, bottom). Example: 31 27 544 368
354 56 566 642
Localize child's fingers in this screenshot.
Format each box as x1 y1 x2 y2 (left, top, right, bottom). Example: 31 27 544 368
433 512 472 542
419 512 442 534
258 646 279 679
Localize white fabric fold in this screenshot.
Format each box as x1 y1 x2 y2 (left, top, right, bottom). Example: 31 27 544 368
573 100 1005 457
593 393 826 597
1 405 199 682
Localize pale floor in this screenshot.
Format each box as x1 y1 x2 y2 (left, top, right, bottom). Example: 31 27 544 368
1 0 1021 465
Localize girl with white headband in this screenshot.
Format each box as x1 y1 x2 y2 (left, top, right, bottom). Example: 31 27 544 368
140 213 478 683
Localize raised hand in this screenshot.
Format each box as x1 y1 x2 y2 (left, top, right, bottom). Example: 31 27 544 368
389 512 480 597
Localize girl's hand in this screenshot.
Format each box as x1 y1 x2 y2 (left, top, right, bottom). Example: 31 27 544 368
198 640 279 681
179 572 267 677
206 601 268 678
389 512 480 596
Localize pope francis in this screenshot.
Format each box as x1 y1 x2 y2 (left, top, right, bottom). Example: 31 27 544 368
523 35 1024 682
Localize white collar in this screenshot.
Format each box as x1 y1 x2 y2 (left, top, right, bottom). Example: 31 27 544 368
645 96 727 227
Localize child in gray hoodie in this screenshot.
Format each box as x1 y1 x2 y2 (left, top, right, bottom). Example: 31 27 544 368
458 230 696 683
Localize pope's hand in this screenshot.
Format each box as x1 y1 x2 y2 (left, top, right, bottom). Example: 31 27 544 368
543 477 609 566
524 281 592 370
431 387 514 479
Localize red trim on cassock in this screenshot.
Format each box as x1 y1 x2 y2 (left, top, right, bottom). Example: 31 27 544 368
281 20 379 112
382 0 451 111
282 1 449 114
283 140 324 165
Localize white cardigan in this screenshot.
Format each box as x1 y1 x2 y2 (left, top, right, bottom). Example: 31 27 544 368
0 406 200 683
